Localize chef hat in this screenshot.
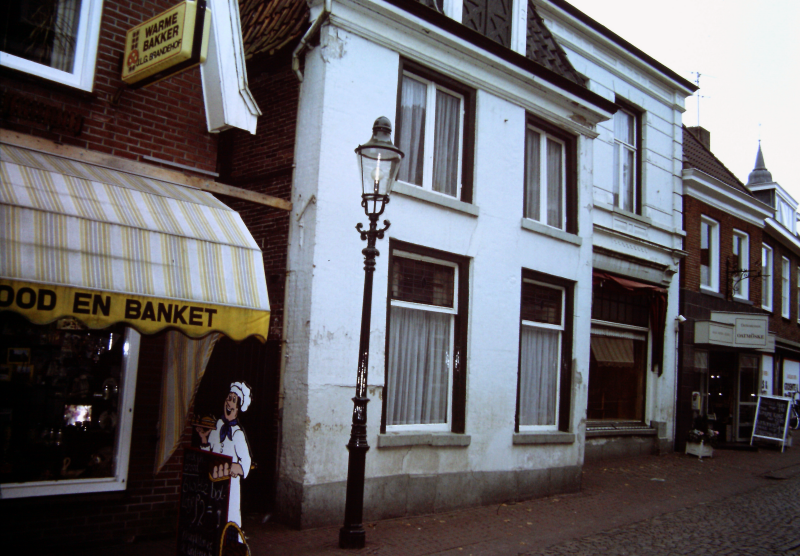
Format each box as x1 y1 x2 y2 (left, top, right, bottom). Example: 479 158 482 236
229 382 251 412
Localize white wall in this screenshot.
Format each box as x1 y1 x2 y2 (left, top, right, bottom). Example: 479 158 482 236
285 3 603 490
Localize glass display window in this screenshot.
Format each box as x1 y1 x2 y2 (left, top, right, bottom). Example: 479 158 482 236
0 312 139 498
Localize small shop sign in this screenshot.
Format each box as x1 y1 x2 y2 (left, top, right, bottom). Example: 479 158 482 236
122 0 210 89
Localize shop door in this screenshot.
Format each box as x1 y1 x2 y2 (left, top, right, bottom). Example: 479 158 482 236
735 354 759 442
193 337 282 515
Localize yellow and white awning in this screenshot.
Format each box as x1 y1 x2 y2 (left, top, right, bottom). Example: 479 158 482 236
0 142 270 341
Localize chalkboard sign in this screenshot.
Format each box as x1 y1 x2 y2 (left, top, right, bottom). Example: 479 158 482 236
177 448 232 556
750 395 792 452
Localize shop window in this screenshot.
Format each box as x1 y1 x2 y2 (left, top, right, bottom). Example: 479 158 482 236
524 116 577 233
612 98 642 214
517 278 567 431
732 230 749 299
588 329 647 422
395 59 475 203
762 244 773 310
782 257 791 319
383 243 469 432
0 312 139 498
700 216 719 292
0 0 103 91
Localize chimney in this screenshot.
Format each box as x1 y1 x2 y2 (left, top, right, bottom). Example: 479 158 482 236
688 126 710 150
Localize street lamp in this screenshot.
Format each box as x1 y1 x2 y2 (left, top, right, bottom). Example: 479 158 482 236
339 117 404 549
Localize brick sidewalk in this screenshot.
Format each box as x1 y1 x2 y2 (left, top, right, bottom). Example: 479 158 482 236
71 443 800 555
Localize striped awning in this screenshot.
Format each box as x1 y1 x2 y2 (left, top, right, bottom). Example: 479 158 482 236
0 142 270 341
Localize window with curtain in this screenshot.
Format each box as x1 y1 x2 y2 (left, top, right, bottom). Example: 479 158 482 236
0 0 103 91
612 102 641 214
396 62 475 202
732 230 749 299
517 280 564 429
385 250 461 430
762 244 773 310
588 330 647 422
524 125 565 230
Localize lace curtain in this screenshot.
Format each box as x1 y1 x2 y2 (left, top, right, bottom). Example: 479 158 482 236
386 306 451 426
518 325 559 426
397 76 427 185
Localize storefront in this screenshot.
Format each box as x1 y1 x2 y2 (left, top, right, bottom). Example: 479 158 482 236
0 139 270 498
692 312 774 443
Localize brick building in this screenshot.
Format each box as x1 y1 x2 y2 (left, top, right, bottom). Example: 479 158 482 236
0 0 298 551
745 145 800 403
677 126 774 449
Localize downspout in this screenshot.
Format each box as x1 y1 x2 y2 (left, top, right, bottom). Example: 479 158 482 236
292 0 332 82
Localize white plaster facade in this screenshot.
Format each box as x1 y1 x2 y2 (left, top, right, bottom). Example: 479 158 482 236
536 1 695 457
278 0 693 526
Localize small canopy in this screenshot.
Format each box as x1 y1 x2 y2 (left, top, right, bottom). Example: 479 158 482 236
0 142 270 341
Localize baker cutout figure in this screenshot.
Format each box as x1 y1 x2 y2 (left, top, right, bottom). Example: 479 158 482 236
196 381 253 530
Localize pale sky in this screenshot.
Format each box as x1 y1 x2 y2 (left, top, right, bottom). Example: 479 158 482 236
563 0 800 200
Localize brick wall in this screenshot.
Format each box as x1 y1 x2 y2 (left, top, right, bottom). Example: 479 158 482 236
762 232 800 344
682 196 764 304
0 0 217 174
217 52 299 341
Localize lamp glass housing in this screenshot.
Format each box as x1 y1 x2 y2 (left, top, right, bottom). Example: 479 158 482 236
355 117 404 216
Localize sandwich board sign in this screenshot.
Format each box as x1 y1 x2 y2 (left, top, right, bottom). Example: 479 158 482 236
750 395 792 452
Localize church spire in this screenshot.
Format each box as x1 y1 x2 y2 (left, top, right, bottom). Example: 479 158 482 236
747 142 773 185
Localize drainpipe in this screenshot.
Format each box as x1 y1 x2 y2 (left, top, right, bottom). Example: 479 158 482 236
293 0 332 82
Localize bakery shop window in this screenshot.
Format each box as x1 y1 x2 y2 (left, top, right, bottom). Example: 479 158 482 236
0 312 140 498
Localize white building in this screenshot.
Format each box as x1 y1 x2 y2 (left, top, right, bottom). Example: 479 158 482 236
277 0 694 527
536 0 696 459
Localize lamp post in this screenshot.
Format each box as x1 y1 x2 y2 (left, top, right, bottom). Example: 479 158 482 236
339 117 404 549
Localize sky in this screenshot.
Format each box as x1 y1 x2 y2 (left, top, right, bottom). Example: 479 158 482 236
563 0 800 199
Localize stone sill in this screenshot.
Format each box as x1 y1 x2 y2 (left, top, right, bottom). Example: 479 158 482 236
393 182 479 216
512 432 575 445
586 427 657 438
377 432 471 448
520 218 582 246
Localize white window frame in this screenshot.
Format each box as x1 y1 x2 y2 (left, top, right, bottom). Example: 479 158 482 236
700 216 720 293
613 107 638 213
782 257 791 318
524 124 566 230
387 250 458 432
0 0 104 91
397 71 465 199
762 244 774 311
518 279 565 432
0 328 140 498
732 230 750 300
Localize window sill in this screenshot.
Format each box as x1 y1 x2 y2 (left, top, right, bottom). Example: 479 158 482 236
393 182 479 217
520 218 582 246
732 296 753 305
377 432 471 448
512 432 575 445
609 205 651 226
700 287 724 299
585 422 656 438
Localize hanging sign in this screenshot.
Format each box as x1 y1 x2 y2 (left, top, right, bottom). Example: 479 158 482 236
750 395 792 452
122 0 210 89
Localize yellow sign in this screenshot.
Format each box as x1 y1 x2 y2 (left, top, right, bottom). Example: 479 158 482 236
0 280 270 342
122 0 210 88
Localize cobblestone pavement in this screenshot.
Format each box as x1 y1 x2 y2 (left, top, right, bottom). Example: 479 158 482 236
68 445 800 556
523 475 800 556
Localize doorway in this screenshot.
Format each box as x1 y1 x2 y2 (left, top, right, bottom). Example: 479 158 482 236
707 351 759 442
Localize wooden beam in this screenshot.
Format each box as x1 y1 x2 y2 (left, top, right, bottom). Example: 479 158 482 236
0 130 293 211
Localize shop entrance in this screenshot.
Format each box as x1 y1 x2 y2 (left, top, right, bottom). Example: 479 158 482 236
193 337 282 515
707 352 759 442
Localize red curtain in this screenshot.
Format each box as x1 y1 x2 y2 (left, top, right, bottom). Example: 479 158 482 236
592 271 668 376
